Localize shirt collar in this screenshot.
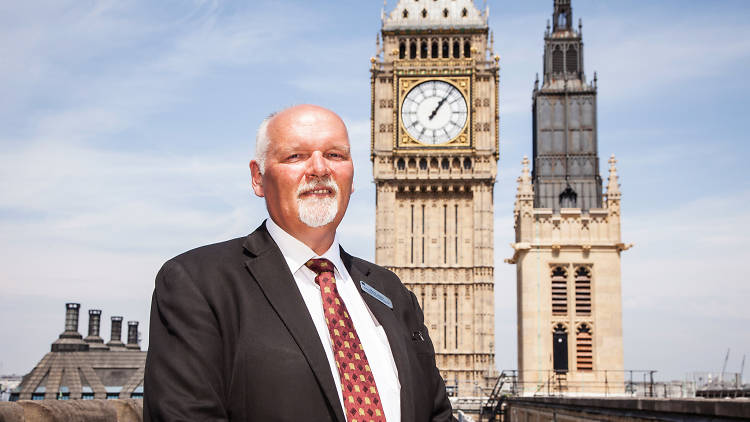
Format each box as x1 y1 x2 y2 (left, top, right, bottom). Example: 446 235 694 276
265 218 344 277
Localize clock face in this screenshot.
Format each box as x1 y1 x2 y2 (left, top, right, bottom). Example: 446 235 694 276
401 80 468 145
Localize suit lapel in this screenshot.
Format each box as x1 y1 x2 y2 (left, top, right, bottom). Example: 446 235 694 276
342 249 416 422
243 224 346 422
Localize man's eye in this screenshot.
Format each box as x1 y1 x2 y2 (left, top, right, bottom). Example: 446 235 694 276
286 154 301 160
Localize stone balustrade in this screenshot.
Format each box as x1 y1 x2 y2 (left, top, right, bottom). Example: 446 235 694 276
0 399 142 422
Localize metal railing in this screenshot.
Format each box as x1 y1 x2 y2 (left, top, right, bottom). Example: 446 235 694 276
477 369 659 422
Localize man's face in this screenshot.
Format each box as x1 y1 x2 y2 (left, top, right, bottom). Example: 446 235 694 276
251 105 354 236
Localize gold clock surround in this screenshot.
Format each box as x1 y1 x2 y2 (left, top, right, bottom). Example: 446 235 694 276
395 75 473 150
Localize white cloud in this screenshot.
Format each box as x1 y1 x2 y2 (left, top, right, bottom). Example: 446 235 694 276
622 191 750 318
0 1 318 147
0 142 262 293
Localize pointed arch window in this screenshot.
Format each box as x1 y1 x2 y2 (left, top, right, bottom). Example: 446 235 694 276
559 185 577 208
552 46 564 73
551 266 568 315
566 45 578 73
576 323 593 371
431 40 438 58
575 267 592 315
421 8 427 18
453 40 460 58
442 40 449 58
463 41 471 58
410 41 417 59
399 42 406 59
420 39 428 58
461 8 468 17
403 9 409 19
443 8 449 18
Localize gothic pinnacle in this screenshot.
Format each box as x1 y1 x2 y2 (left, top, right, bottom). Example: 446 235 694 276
606 154 621 198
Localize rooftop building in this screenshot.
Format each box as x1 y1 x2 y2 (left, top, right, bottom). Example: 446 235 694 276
10 303 145 401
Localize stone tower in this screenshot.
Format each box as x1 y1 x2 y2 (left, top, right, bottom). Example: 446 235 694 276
533 0 602 213
371 0 499 396
507 0 630 395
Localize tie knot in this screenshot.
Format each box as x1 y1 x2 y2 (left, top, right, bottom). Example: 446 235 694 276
305 258 335 276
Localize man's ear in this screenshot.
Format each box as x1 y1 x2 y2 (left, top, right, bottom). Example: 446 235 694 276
249 160 265 198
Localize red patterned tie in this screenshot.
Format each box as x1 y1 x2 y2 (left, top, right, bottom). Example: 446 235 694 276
305 258 386 422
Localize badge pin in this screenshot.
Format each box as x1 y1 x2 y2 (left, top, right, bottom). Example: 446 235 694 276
360 281 393 309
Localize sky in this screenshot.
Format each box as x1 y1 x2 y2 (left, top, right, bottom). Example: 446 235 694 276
1 0 749 383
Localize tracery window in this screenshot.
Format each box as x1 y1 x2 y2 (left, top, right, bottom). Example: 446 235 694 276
576 323 593 371
551 266 568 315
552 46 564 73
575 267 592 315
566 45 578 73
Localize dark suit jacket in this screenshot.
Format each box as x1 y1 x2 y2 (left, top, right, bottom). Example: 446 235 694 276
144 222 452 421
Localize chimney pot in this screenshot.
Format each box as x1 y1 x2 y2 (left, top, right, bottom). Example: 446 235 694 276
84 309 108 349
64 303 80 333
107 316 126 349
87 309 101 337
126 321 140 350
52 302 87 352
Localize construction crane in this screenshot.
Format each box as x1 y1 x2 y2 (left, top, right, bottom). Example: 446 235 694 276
740 354 746 385
720 348 730 384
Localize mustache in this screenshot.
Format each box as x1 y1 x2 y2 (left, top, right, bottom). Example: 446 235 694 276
296 177 339 197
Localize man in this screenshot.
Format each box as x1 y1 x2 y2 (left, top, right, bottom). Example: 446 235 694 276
144 105 452 421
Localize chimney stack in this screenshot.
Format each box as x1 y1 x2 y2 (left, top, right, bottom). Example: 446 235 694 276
84 309 108 350
64 303 80 333
87 309 101 336
126 321 140 350
107 316 126 350
51 303 88 352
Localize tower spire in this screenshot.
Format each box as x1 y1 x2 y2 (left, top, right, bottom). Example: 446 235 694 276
553 0 573 33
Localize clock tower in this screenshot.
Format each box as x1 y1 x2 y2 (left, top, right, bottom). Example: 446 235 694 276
371 0 499 396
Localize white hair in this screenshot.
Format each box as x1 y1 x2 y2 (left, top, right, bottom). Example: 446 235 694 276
254 112 277 174
296 177 339 227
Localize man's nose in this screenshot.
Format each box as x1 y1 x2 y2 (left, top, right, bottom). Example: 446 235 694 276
307 151 331 177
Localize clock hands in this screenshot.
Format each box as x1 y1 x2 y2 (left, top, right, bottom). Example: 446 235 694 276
428 87 453 120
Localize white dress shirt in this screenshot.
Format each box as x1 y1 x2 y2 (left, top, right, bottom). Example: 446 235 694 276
265 218 401 421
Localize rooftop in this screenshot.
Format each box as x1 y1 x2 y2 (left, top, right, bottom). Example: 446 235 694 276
383 0 487 31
